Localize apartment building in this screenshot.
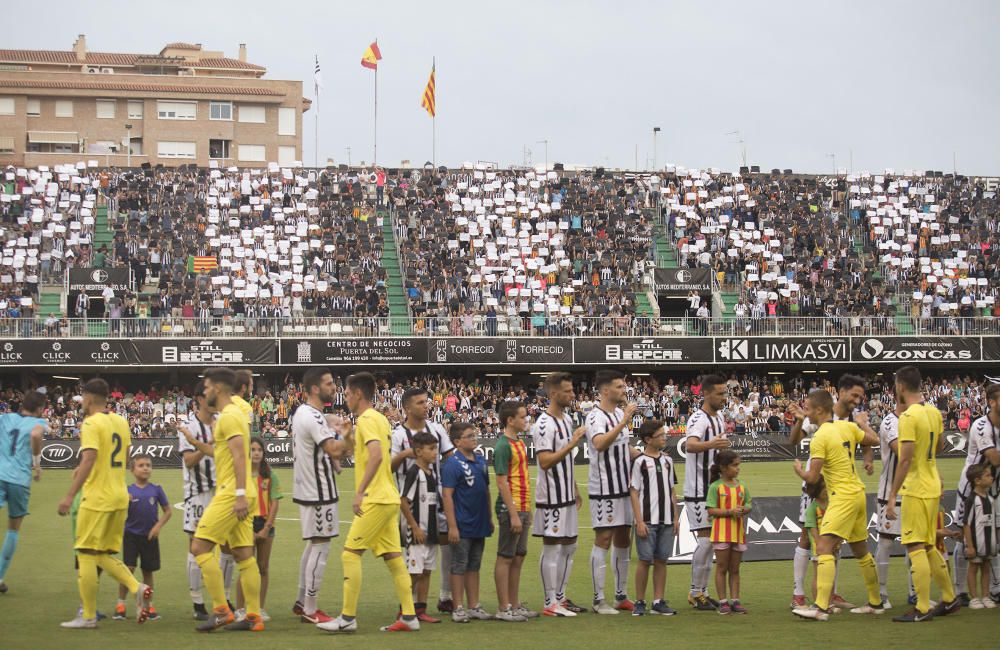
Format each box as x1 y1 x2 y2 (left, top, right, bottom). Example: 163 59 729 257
0 36 309 167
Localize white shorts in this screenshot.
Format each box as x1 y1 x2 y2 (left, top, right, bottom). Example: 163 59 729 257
684 499 711 532
437 508 449 535
952 492 969 529
589 496 634 529
404 543 438 574
183 491 214 534
532 505 579 538
299 503 340 540
799 492 811 525
877 499 903 537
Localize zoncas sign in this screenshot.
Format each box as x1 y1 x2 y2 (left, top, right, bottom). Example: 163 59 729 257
853 337 980 362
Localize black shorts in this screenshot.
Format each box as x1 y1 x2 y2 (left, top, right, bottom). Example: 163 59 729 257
253 516 276 538
122 532 160 571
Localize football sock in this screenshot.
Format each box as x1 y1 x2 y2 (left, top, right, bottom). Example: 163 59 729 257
691 536 712 596
220 552 236 597
875 537 893 597
590 545 607 602
909 548 931 613
304 541 331 615
236 557 261 617
540 544 560 607
815 554 835 610
906 552 914 597
297 543 310 605
952 541 968 593
196 551 227 610
0 530 19 581
612 545 630 599
187 552 204 604
97 554 139 594
77 553 100 620
387 555 416 617
857 553 881 606
438 544 452 599
833 546 841 594
793 546 810 597
341 551 362 618
990 556 1000 596
927 548 955 603
556 543 577 602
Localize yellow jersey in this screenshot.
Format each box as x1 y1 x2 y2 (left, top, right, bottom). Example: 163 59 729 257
79 412 131 511
213 402 252 496
810 420 865 497
232 395 253 423
354 408 399 505
898 402 943 499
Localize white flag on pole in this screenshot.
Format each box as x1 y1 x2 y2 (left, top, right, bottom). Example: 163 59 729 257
314 55 323 92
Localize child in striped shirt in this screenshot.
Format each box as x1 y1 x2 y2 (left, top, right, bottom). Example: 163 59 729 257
962 464 997 609
706 450 752 614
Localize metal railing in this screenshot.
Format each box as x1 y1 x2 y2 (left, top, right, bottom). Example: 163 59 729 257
3 315 997 339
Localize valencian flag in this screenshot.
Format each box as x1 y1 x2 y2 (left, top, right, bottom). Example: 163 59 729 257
421 62 435 117
361 42 382 70
187 256 218 273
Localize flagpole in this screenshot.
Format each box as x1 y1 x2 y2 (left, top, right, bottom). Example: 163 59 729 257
373 40 378 165
432 57 436 167
314 55 319 168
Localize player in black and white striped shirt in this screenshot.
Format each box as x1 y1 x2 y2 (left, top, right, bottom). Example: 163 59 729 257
875 408 902 608
399 432 441 623
177 380 217 620
532 372 587 617
291 368 354 624
585 370 640 614
389 387 455 612
961 464 997 609
683 374 730 610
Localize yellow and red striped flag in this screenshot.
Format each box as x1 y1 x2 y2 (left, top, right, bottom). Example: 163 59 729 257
187 256 218 273
361 41 382 70
421 62 436 117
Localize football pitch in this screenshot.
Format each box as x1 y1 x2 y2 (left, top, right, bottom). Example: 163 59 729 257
0 457 987 649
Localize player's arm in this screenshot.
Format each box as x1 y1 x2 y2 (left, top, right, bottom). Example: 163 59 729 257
786 402 807 445
629 485 647 538
227 432 250 520
854 413 879 447
983 446 1000 467
591 404 637 452
149 488 172 540
261 483 280 538
352 437 383 516
30 423 44 480
400 494 423 543
442 485 459 544
320 435 353 460
962 520 976 558
390 446 414 471
793 457 825 485
57 449 96 515
179 424 212 460
494 445 521 532
885 439 913 520
536 424 587 471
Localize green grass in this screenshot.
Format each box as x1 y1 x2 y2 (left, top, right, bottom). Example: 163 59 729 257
0 459 980 648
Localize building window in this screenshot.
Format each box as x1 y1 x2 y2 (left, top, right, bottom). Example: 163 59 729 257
209 139 231 159
278 107 296 136
0 97 15 115
156 100 196 120
278 146 296 165
96 99 116 119
127 100 144 119
238 104 266 123
237 144 266 162
129 139 143 156
157 140 196 158
26 99 40 117
210 101 232 121
55 100 73 118
0 136 14 154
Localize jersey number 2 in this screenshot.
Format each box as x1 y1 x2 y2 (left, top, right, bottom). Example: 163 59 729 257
110 433 123 468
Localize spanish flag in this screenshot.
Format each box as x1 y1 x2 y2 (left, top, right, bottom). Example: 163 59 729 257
187 256 218 273
421 62 436 118
361 41 382 70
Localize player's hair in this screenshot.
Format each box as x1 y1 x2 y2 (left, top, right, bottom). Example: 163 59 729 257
544 371 573 391
837 374 867 393
449 421 476 443
303 367 331 394
985 383 1000 403
346 372 376 401
21 390 46 413
82 378 110 399
895 366 922 393
709 449 740 483
966 462 992 485
193 379 206 400
701 374 726 394
402 386 429 407
203 367 237 391
498 400 525 429
130 453 152 467
234 369 253 395
411 431 439 450
638 419 665 441
594 369 625 392
250 436 271 479
805 476 827 500
807 388 833 414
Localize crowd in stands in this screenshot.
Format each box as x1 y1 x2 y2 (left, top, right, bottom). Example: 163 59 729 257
662 167 1000 323
5 370 990 441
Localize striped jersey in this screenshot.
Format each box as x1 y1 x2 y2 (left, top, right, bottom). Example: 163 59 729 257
706 479 752 544
179 413 216 500
629 453 677 525
962 492 996 558
683 408 726 500
532 411 577 508
585 406 632 499
494 434 531 513
956 416 1000 500
400 464 438 545
292 403 339 505
390 420 453 488
877 412 899 502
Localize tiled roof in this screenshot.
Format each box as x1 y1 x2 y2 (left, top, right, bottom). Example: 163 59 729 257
162 42 199 50
0 78 284 96
0 49 265 71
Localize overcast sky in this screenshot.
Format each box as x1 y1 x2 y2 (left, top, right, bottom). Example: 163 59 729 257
9 0 998 174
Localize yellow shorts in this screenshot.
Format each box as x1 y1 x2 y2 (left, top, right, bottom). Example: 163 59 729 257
900 495 937 547
194 493 257 549
344 502 402 556
75 507 127 553
819 491 868 544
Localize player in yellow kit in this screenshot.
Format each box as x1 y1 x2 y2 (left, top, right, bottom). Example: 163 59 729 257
792 388 881 621
317 372 419 634
57 378 152 629
190 367 264 633
885 366 959 622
